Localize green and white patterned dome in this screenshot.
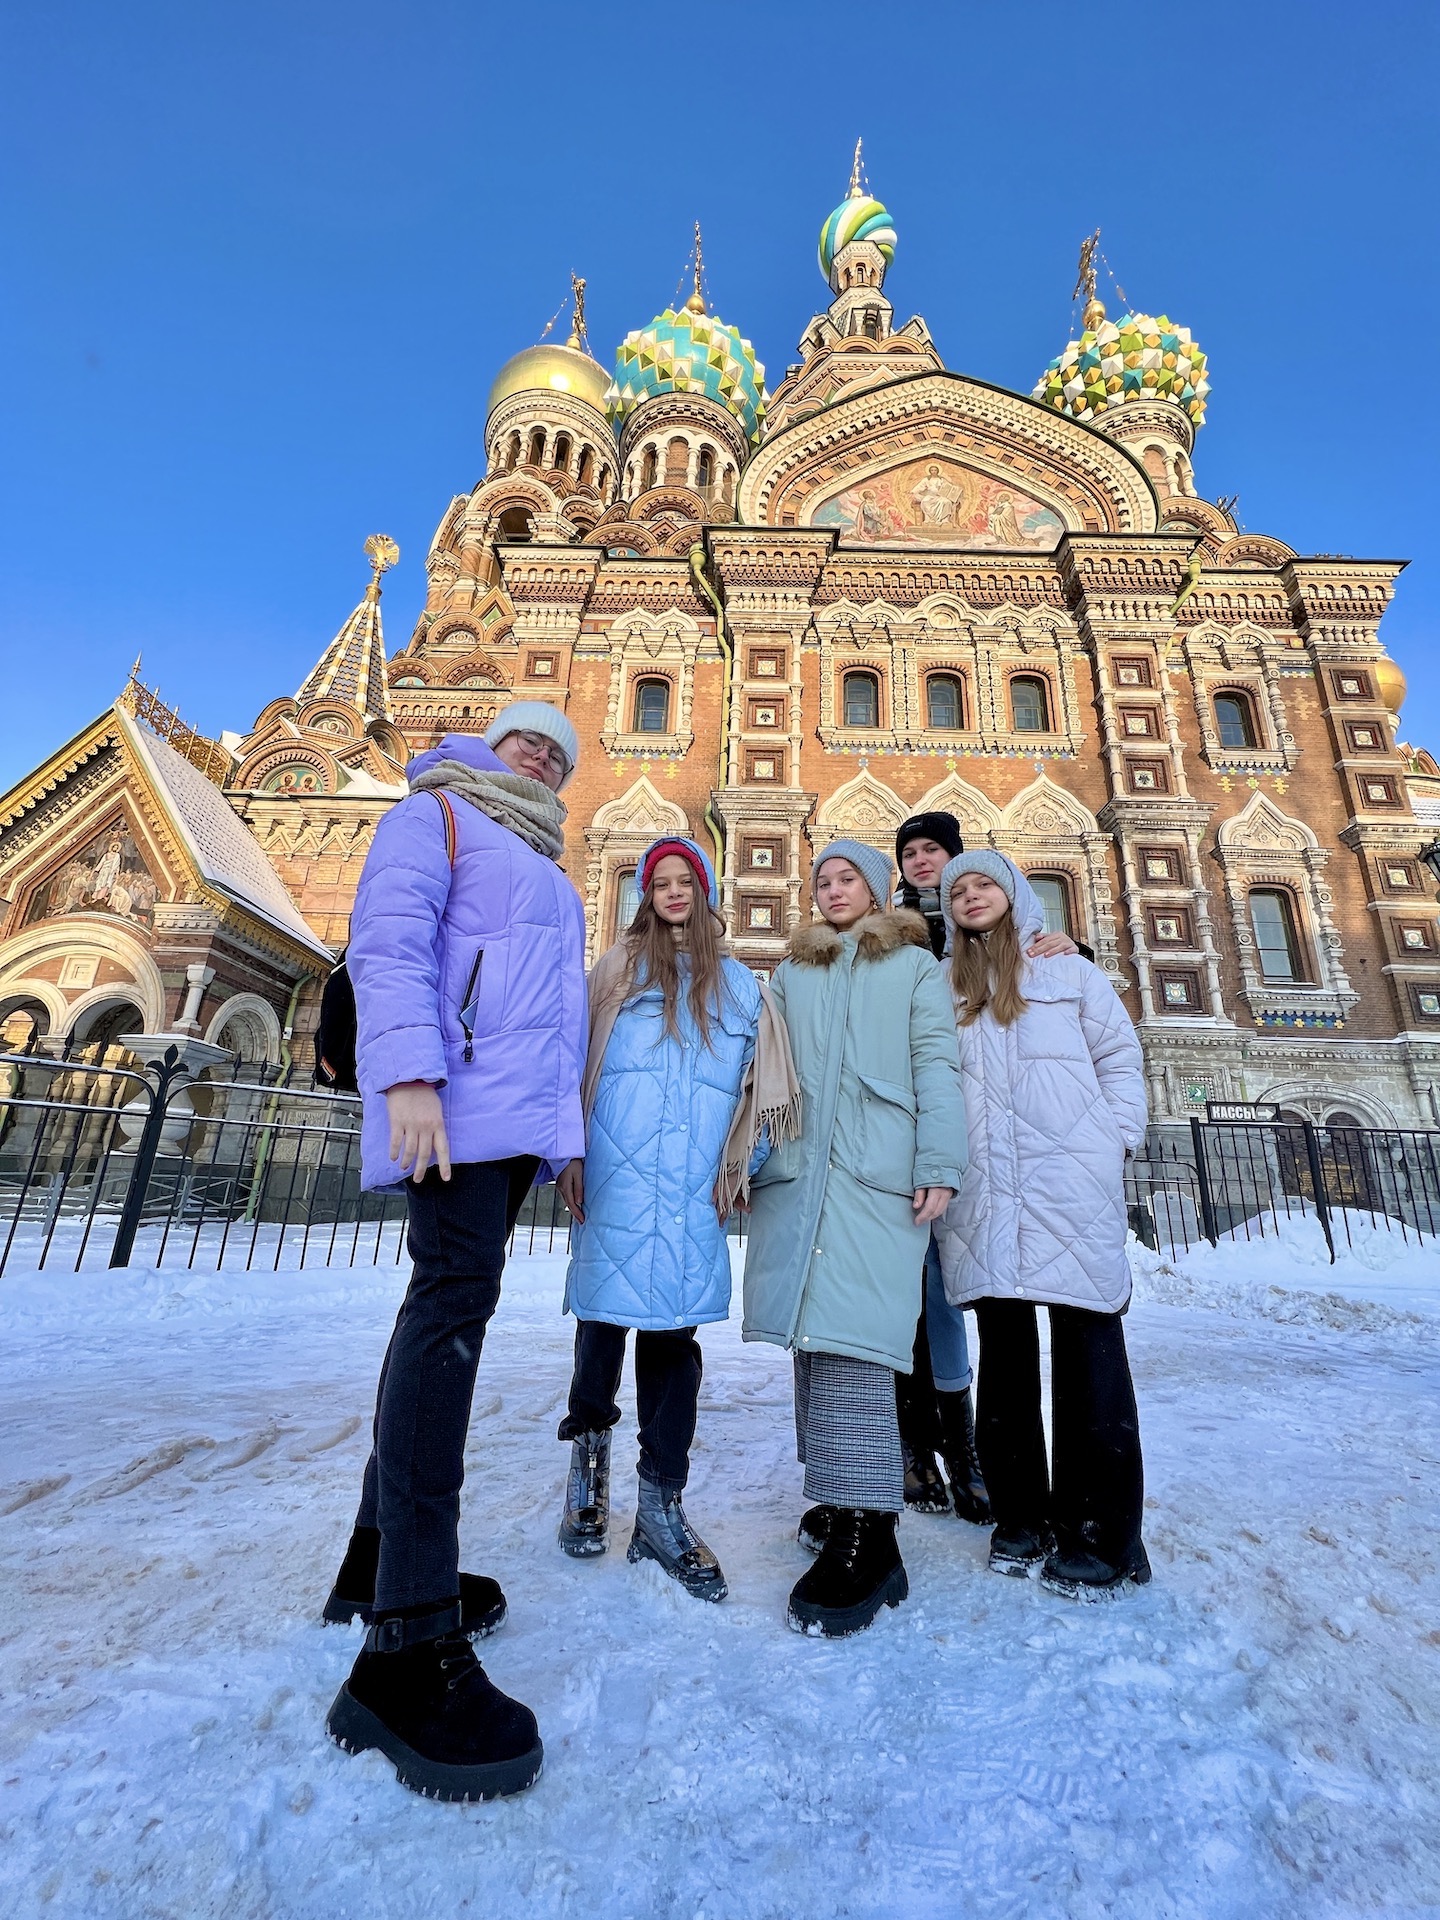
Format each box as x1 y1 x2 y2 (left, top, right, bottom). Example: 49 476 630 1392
1033 303 1210 426
606 295 767 443
818 191 897 283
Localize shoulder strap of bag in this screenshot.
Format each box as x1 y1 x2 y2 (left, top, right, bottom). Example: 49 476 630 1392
431 790 458 868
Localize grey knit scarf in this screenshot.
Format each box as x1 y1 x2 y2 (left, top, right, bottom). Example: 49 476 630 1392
408 759 567 861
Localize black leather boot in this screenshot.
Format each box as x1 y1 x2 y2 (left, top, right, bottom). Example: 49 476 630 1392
322 1526 506 1638
902 1444 950 1514
938 1389 993 1526
1040 1538 1152 1600
987 1523 1052 1578
787 1510 908 1637
327 1600 542 1802
797 1504 835 1554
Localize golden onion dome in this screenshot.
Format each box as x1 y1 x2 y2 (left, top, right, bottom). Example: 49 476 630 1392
486 338 610 422
1374 654 1407 716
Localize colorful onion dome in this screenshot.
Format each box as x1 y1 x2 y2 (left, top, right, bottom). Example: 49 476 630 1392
1032 303 1210 427
818 192 897 281
606 297 767 442
486 337 610 422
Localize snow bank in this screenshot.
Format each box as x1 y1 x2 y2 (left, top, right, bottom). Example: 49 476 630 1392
1 1244 1438 1919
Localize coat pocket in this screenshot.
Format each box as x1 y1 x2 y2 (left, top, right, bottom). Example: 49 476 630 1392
457 948 484 1063
854 1072 919 1196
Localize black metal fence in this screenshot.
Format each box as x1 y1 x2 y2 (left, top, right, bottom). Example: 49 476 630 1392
2 1048 1436 1277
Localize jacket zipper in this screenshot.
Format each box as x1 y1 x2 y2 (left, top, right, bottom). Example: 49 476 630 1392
459 949 484 1063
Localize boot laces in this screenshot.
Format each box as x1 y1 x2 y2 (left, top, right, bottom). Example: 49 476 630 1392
436 1634 479 1692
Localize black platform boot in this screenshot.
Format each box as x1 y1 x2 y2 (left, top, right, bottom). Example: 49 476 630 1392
988 1523 1052 1578
1040 1538 1152 1600
902 1444 950 1514
327 1600 543 1802
938 1389 993 1526
787 1510 908 1637
323 1527 506 1638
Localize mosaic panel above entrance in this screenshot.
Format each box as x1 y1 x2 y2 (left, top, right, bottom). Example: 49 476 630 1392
810 452 1064 549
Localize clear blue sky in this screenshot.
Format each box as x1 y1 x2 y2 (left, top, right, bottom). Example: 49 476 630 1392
3 2 1436 792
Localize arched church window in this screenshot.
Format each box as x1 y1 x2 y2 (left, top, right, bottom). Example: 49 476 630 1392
862 308 881 340
640 445 658 492
1028 873 1075 938
926 674 963 730
1010 676 1050 733
633 678 671 733
695 446 714 492
505 432 521 470
552 433 572 474
527 428 546 466
598 463 612 495
842 671 880 729
1214 691 1258 750
577 445 595 487
614 870 640 937
497 506 533 543
1249 889 1307 982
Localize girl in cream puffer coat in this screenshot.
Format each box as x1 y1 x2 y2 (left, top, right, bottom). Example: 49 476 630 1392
932 850 1151 1603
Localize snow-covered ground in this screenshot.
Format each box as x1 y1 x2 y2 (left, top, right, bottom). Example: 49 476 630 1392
1 1232 1437 1920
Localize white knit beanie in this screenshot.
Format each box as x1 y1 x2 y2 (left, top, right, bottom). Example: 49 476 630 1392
484 701 580 790
813 838 895 914
940 850 1017 939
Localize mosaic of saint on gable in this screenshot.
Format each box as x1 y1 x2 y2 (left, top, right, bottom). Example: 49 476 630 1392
23 817 161 932
810 452 1064 549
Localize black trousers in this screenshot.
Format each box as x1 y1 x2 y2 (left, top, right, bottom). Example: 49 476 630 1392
972 1296 1144 1570
355 1156 538 1612
557 1319 702 1495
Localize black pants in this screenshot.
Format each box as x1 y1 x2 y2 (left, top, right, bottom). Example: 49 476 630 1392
355 1156 538 1612
557 1319 702 1495
972 1297 1144 1570
895 1299 943 1456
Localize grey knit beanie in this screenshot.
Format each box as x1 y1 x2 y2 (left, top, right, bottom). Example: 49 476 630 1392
484 700 580 790
812 838 895 914
940 850 1017 939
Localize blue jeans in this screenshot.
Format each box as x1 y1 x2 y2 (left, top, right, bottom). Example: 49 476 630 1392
923 1234 972 1393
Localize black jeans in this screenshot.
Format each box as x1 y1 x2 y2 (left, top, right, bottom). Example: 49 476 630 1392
972 1296 1144 1570
557 1319 702 1495
355 1156 538 1612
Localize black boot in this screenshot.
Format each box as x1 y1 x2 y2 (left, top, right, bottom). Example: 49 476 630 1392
322 1527 506 1638
557 1429 611 1558
988 1523 1052 1578
1041 1538 1152 1602
627 1479 727 1602
327 1601 542 1801
902 1444 950 1514
797 1504 836 1555
938 1389 993 1526
787 1510 908 1637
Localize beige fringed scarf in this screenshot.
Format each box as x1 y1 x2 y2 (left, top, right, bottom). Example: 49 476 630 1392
408 759 567 861
581 942 801 1217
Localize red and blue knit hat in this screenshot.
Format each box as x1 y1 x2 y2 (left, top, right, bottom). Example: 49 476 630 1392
638 836 719 912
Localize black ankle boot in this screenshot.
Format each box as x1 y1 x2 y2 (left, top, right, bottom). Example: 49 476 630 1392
787 1510 908 1637
322 1527 506 1638
902 1444 950 1514
938 1389 993 1526
988 1522 1052 1578
797 1504 836 1555
1041 1537 1152 1601
327 1600 542 1801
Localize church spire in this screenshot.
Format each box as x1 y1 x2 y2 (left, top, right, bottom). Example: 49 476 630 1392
296 535 397 724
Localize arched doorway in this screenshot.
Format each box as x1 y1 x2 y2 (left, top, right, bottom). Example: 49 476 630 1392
0 996 50 1053
71 999 146 1062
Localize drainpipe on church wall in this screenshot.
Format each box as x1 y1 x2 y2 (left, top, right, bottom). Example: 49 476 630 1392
688 543 730 884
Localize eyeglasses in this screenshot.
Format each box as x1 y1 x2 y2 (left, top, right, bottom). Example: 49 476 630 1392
512 730 570 777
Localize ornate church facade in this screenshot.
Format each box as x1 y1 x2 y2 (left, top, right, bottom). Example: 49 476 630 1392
3 166 1439 1128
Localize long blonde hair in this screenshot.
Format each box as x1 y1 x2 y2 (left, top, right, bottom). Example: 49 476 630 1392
625 890 727 1048
950 908 1028 1027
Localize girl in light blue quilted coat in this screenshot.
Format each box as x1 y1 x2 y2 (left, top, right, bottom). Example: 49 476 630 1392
933 850 1152 1603
553 836 798 1603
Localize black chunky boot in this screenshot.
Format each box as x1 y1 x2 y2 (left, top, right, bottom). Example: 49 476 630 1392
787 1509 908 1637
988 1522 1052 1578
1041 1537 1152 1602
937 1389 993 1526
797 1504 835 1554
326 1601 543 1801
322 1527 506 1638
902 1444 950 1514
557 1429 611 1558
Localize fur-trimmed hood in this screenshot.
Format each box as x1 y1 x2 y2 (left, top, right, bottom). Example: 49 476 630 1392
787 908 932 968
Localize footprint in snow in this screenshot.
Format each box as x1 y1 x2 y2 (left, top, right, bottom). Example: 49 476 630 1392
76 1437 216 1502
186 1427 285 1477
284 1417 362 1461
0 1474 71 1516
